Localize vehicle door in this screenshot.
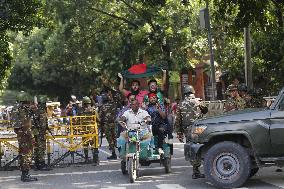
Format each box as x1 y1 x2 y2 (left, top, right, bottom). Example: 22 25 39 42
270 94 284 156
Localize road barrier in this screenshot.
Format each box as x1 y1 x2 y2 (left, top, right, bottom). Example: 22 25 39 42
0 115 99 170
46 115 99 167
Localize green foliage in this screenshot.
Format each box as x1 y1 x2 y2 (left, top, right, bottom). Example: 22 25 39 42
5 0 284 100
0 0 43 89
210 0 284 94
8 0 207 100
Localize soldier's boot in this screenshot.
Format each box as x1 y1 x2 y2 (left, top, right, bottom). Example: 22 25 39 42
92 149 99 165
192 167 205 179
84 149 89 163
21 170 38 182
107 151 117 160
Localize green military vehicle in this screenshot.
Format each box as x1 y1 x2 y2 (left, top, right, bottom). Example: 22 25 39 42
184 87 284 189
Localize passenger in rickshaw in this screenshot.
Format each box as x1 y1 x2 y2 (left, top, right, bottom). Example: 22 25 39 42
146 93 168 154
143 69 167 106
118 73 148 106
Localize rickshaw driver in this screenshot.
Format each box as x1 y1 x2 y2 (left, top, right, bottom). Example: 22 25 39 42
118 99 152 141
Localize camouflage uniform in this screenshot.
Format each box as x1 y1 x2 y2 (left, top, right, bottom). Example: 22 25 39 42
174 85 207 179
238 83 253 108
32 102 50 171
78 97 98 163
98 98 117 159
224 97 246 112
224 84 246 112
10 94 38 182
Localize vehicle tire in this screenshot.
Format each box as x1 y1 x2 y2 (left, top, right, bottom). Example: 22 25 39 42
121 160 128 175
164 157 172 173
128 158 137 183
204 141 251 189
249 168 259 178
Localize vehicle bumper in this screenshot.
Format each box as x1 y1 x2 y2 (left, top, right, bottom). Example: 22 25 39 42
184 142 204 161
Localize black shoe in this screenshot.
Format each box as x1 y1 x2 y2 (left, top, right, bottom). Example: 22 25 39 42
21 171 38 182
192 172 205 179
107 153 117 160
92 154 99 165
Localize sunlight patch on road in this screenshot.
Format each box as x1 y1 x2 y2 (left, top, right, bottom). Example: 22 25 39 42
157 184 186 189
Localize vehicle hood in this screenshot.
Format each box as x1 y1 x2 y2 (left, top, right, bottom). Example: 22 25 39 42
196 108 270 125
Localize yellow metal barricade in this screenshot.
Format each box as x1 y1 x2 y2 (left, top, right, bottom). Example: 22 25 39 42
0 120 19 170
46 115 99 167
0 115 99 169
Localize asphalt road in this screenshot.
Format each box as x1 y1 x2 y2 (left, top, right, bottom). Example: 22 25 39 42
1 139 284 189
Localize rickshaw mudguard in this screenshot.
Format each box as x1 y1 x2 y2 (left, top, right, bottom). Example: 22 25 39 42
117 137 126 158
139 139 152 159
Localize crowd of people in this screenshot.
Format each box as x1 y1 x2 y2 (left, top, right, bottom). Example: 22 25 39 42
5 70 271 182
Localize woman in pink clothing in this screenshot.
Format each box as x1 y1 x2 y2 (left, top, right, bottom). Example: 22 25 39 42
118 73 148 106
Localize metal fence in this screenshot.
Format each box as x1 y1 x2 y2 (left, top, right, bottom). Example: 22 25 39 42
0 115 99 170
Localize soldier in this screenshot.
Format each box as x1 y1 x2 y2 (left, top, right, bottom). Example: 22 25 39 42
224 84 246 112
98 91 118 160
32 95 51 171
238 83 253 108
79 96 99 163
10 92 38 182
174 85 208 179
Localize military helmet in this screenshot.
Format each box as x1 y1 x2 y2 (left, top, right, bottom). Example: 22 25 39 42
238 83 248 92
227 84 238 92
17 91 33 102
38 95 48 103
82 96 92 104
183 85 195 94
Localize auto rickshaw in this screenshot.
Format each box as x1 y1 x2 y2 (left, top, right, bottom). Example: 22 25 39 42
117 122 171 183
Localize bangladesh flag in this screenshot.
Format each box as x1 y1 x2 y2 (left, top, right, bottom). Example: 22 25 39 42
122 63 161 78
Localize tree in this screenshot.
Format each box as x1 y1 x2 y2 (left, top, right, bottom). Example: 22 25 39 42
0 0 43 89
210 0 284 94
8 0 209 99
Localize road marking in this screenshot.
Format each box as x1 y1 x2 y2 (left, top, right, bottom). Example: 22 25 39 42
101 187 126 189
99 148 112 156
173 143 185 145
72 182 89 185
76 185 98 188
0 165 191 180
206 182 249 189
262 178 284 188
156 184 186 189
